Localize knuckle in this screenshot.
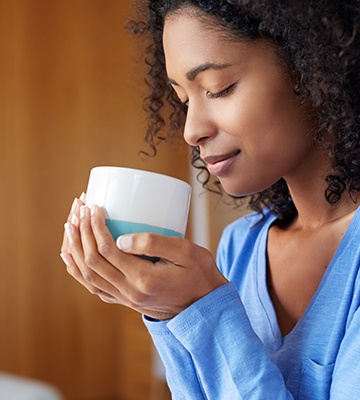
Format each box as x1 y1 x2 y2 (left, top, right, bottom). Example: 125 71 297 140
127 286 149 307
89 286 102 296
181 239 195 259
66 264 77 277
61 239 68 254
98 295 113 304
141 274 159 294
127 292 146 308
203 248 215 264
84 252 98 269
98 293 118 304
132 274 157 305
137 233 157 253
97 240 113 258
82 269 96 284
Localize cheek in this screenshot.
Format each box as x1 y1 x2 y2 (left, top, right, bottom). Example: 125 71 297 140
218 80 283 136
232 94 310 156
218 97 277 148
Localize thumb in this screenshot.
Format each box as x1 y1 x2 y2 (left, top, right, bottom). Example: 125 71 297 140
116 232 194 265
116 234 134 253
116 233 162 263
116 232 174 258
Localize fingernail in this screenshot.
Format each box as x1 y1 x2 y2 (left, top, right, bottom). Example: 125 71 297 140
71 198 78 213
117 235 132 250
64 222 73 237
71 213 78 226
80 192 86 202
90 205 96 216
80 205 87 219
60 252 72 266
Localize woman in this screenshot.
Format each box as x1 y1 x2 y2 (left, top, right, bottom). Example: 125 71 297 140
61 0 360 398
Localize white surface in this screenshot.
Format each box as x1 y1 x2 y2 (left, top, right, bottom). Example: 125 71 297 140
86 166 192 234
0 373 63 400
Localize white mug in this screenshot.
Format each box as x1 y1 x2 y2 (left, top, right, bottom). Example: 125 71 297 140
85 166 192 239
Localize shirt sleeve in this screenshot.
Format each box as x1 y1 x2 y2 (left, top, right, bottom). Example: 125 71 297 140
144 209 360 399
165 282 294 400
144 283 294 399
143 316 206 399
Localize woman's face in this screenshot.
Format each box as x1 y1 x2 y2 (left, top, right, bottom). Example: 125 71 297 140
163 9 319 197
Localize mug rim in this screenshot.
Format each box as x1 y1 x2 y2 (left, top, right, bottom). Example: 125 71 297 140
90 165 191 190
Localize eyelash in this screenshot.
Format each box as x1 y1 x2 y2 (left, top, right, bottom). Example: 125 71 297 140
206 84 236 99
181 84 236 108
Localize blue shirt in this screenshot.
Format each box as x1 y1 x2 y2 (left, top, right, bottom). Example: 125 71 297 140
144 207 360 399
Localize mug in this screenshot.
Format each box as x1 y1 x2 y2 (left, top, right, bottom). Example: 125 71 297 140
85 166 192 240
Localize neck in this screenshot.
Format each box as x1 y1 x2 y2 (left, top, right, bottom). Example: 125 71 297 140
284 150 358 231
289 187 358 231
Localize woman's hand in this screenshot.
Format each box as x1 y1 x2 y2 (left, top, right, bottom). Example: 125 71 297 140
61 193 85 258
60 199 228 320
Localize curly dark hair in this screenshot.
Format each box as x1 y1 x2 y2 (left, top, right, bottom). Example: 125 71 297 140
129 0 360 220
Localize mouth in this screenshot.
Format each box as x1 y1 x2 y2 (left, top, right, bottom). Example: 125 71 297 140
202 150 240 176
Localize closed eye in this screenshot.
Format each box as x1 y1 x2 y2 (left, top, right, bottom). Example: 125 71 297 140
206 83 236 99
174 83 236 110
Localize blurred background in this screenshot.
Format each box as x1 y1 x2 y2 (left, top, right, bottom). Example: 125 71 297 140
0 0 244 399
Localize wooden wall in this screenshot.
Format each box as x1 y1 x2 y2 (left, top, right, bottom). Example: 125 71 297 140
0 0 188 399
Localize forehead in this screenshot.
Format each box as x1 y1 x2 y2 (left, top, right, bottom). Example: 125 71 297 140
164 9 233 53
163 11 240 71
163 10 278 78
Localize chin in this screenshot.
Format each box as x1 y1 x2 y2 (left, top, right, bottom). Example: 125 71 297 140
219 180 264 198
219 184 250 198
219 175 278 198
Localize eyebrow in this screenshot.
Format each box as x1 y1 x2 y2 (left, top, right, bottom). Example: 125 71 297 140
168 62 232 86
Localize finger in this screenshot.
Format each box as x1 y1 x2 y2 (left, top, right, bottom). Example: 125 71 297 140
65 194 85 225
60 252 116 300
62 199 82 249
64 219 122 299
116 232 201 266
89 205 144 268
61 198 79 253
89 205 165 297
66 197 82 223
77 206 125 296
62 250 169 315
79 192 86 203
60 220 76 255
63 195 85 249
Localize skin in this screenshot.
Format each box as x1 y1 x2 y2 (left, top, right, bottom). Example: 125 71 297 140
61 8 358 330
165 12 319 198
61 199 226 321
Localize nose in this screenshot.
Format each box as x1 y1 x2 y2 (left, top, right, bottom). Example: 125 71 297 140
183 101 217 146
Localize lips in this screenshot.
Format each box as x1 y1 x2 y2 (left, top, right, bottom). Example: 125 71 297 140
202 150 240 176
